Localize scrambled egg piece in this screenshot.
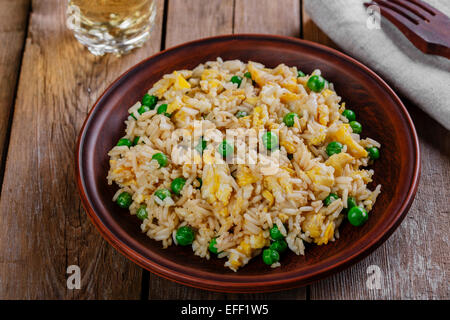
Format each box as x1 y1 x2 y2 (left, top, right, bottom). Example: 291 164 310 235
262 189 274 207
171 109 188 126
301 211 324 239
218 206 229 217
228 252 242 269
351 169 373 184
247 62 273 87
252 105 268 128
208 79 221 89
317 104 329 126
302 212 334 245
236 166 258 187
202 165 233 206
173 71 191 90
167 99 182 114
316 223 334 245
306 166 334 187
237 240 252 256
325 152 354 176
250 232 267 249
153 78 174 98
279 76 299 93
245 97 258 105
280 139 296 154
201 69 220 80
263 174 293 197
308 127 326 146
280 91 300 104
329 124 368 158
322 89 334 98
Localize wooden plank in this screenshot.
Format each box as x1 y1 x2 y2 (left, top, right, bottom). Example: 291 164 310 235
149 278 308 299
234 0 301 36
309 104 450 300
301 6 337 49
0 0 30 178
148 0 306 300
0 0 164 299
165 0 234 48
302 8 449 299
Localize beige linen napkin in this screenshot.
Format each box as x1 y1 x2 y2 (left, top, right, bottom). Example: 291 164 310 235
304 0 450 130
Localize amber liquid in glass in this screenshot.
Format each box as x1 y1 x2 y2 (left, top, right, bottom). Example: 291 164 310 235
67 0 156 56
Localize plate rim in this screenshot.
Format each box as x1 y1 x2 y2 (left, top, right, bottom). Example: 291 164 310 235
75 33 421 293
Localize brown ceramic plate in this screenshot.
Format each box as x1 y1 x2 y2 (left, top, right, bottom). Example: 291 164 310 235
76 34 420 293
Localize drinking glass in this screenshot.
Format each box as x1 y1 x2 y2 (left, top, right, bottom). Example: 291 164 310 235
66 0 156 56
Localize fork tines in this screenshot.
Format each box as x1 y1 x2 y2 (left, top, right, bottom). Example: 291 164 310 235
364 0 450 58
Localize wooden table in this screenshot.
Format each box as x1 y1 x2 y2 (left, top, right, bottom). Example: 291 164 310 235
0 0 448 299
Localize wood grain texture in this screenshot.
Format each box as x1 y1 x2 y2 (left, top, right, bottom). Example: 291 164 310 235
148 279 307 300
302 5 337 49
147 0 305 299
309 104 450 300
0 0 164 299
234 0 301 36
0 0 445 300
0 0 30 178
165 0 234 48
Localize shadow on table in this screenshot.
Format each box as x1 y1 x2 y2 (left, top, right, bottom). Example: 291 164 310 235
402 96 450 159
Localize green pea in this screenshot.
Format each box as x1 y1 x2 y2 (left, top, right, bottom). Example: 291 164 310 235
367 147 380 160
283 112 298 127
116 192 132 209
324 193 339 206
133 136 140 146
349 121 362 134
195 177 202 189
326 141 343 156
244 71 252 79
262 248 280 265
236 110 248 118
307 75 325 92
262 131 278 150
157 103 170 117
152 152 168 168
297 70 306 77
270 239 287 253
142 94 158 109
218 140 234 158
171 177 186 195
269 225 284 241
155 188 171 201
138 105 151 115
136 205 148 220
230 75 242 88
176 226 195 246
342 109 356 122
195 138 207 154
347 196 357 210
209 237 219 254
347 206 368 227
117 138 132 148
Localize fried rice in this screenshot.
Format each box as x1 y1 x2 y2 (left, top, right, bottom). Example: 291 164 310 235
107 58 381 271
